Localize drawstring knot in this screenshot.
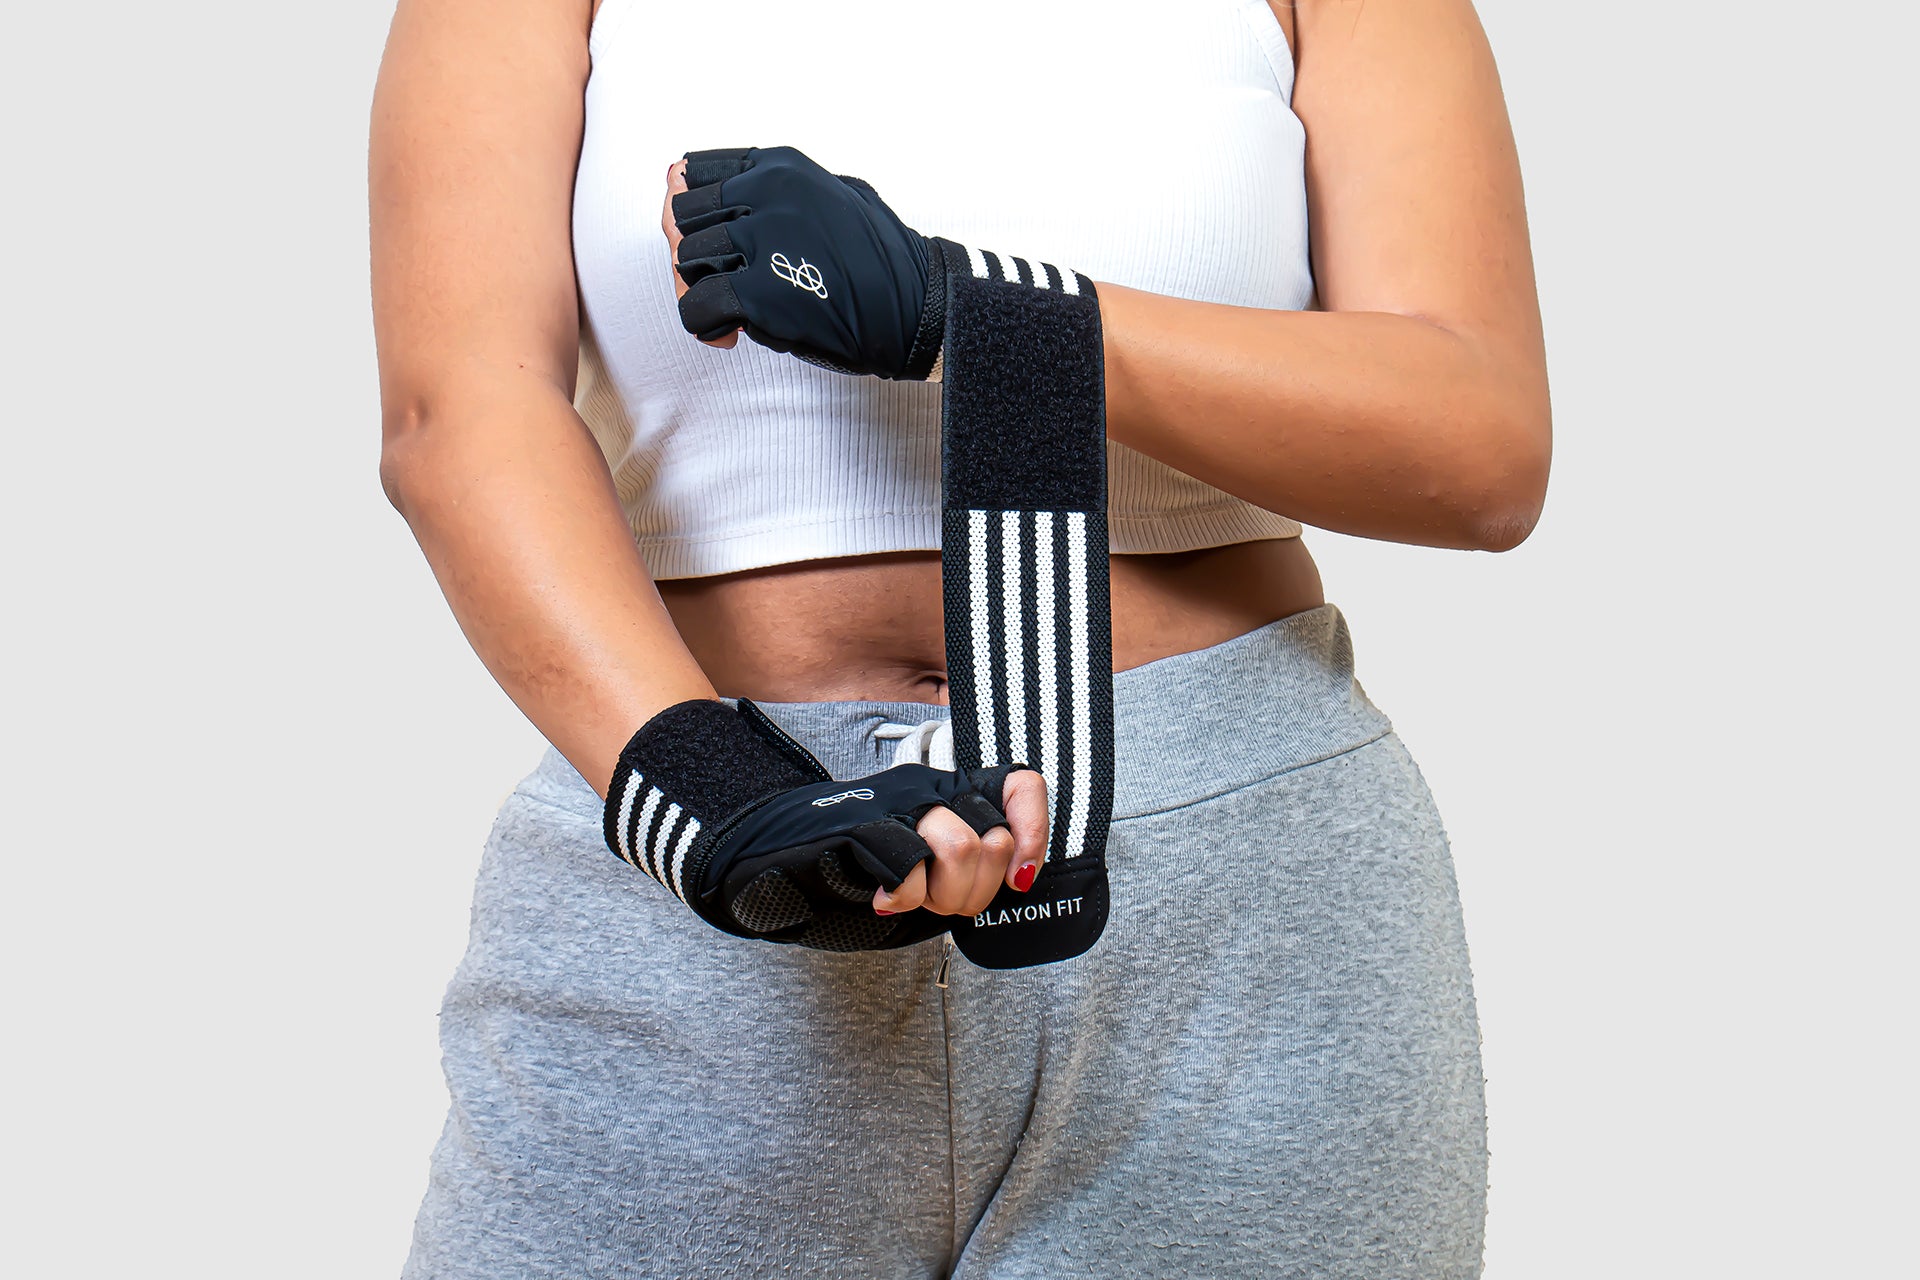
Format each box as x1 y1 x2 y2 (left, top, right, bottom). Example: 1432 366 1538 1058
872 717 955 770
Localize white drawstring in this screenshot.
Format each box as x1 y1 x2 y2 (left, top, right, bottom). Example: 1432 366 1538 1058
872 717 956 770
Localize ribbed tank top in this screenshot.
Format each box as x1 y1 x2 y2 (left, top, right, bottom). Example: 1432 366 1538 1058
571 0 1312 579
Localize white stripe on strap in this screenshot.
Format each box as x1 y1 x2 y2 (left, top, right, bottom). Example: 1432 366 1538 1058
999 510 1026 772
967 509 999 766
667 816 700 903
1064 511 1093 861
615 770 645 867
633 787 663 883
968 244 1082 297
651 801 685 886
1032 511 1061 865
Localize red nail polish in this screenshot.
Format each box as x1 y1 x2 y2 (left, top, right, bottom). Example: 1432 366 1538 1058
1013 864 1037 893
875 908 896 916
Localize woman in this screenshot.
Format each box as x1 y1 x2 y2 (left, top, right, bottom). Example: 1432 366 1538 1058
371 0 1548 1274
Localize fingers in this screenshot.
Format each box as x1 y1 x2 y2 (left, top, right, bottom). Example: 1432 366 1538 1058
871 806 1017 920
661 160 686 260
1000 769 1050 893
678 274 748 343
676 223 744 285
925 804 1008 917
874 863 926 917
661 158 739 348
973 824 1018 911
870 769 1053 917
682 146 755 188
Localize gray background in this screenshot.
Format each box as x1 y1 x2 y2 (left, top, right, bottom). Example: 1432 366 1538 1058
2 0 1912 1274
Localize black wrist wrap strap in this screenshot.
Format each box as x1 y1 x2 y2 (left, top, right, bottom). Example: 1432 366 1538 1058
603 697 829 907
932 237 1115 969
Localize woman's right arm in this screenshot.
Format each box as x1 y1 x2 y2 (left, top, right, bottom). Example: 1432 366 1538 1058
370 0 716 798
368 0 1043 918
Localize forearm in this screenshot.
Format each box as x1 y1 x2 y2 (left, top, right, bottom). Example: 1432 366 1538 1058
381 374 715 798
1097 282 1551 551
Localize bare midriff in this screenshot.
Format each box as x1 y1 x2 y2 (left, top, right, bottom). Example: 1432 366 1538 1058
656 536 1326 705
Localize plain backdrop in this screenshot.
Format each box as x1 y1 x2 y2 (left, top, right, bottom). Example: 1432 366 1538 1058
2 0 1913 1275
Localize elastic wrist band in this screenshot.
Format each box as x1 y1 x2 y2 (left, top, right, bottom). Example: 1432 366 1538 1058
933 237 1115 969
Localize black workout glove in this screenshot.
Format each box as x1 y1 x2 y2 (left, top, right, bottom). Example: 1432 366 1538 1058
603 696 1026 952
671 145 1087 380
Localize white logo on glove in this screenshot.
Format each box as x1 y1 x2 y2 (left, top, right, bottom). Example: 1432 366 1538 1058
811 788 876 807
771 252 829 299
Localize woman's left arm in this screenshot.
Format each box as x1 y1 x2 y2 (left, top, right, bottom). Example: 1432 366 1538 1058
1100 0 1549 552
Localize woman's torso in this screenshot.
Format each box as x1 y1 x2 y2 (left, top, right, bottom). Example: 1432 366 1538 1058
578 0 1319 703
659 540 1324 704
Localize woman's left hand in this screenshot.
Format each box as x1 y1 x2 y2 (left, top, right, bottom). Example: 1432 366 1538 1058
659 146 948 380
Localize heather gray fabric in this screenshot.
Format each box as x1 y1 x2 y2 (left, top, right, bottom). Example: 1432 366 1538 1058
402 604 1487 1278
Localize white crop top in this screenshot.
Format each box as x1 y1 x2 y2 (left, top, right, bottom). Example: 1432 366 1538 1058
571 0 1313 580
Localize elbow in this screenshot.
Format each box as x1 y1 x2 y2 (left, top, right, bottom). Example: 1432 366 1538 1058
378 394 438 519
1456 401 1552 553
376 365 579 515
1468 498 1543 553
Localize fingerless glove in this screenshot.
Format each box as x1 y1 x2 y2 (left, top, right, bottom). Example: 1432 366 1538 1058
604 696 1024 952
671 146 1086 382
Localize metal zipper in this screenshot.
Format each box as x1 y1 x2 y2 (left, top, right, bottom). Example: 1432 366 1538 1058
935 934 955 990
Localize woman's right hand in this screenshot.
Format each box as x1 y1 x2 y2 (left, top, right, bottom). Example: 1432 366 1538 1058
605 698 1050 949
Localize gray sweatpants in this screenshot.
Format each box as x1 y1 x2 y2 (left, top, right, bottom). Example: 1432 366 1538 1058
402 605 1487 1278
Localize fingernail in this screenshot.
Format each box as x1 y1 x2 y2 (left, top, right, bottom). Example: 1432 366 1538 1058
1013 864 1038 893
875 908 897 916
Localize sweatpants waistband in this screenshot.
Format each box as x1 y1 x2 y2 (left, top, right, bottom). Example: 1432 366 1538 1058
526 604 1390 824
